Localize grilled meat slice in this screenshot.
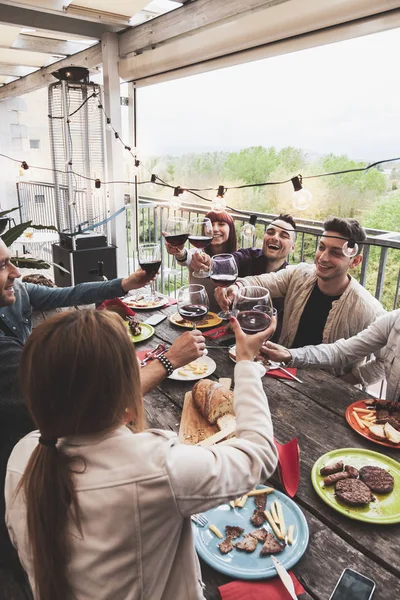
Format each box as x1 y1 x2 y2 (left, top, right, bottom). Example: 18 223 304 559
359 466 394 494
260 533 286 555
249 528 269 543
254 493 268 511
344 465 359 479
375 417 400 430
320 460 344 476
236 535 258 553
250 509 266 527
335 479 374 506
324 471 350 486
225 526 244 539
218 537 234 554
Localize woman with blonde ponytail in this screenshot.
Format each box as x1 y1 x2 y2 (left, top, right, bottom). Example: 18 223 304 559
5 309 277 600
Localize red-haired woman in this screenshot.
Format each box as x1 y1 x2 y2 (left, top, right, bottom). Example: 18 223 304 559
5 309 277 600
165 210 237 312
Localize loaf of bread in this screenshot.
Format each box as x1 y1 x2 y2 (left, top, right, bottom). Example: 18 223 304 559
192 379 234 424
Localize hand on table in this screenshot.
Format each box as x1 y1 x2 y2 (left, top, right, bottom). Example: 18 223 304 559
165 330 206 369
214 284 238 312
121 267 156 292
231 315 277 363
260 341 292 364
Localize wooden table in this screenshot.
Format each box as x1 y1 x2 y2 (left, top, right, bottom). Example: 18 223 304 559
136 304 400 600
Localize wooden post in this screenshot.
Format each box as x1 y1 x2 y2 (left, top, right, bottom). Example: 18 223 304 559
102 31 128 277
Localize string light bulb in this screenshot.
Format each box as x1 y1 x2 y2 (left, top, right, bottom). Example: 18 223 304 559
148 173 158 193
170 187 182 211
95 179 101 189
132 159 140 177
342 239 359 258
21 161 29 170
179 187 190 202
212 185 226 211
291 175 312 211
106 117 112 131
241 214 257 247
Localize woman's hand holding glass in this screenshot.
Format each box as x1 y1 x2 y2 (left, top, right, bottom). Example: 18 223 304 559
230 314 277 363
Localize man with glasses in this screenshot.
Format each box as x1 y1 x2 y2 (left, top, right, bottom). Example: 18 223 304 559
215 217 385 355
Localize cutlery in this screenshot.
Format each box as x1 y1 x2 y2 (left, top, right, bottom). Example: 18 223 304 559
271 555 298 600
268 361 303 383
191 513 209 526
140 343 167 366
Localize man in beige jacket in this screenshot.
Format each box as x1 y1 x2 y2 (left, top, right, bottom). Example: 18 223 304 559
215 217 385 357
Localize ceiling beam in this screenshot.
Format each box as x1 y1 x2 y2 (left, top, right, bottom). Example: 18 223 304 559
10 34 89 57
0 42 102 100
0 63 37 77
119 0 290 56
0 3 121 38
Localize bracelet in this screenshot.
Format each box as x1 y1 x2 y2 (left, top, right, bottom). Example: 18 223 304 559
175 250 188 263
156 354 175 377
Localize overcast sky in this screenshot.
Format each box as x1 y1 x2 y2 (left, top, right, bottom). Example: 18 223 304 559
136 27 400 162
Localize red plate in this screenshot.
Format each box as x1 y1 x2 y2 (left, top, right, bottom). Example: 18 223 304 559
345 400 400 449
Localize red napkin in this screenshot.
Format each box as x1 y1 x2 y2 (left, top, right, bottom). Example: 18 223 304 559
218 572 305 599
274 437 300 498
265 367 298 380
162 297 178 307
136 350 148 362
96 297 136 317
203 325 229 339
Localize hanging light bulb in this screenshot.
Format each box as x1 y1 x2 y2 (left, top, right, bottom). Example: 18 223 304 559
106 117 112 131
291 175 312 210
170 187 182 211
147 173 158 193
132 159 140 177
342 238 359 258
211 185 226 211
179 187 190 202
241 215 257 248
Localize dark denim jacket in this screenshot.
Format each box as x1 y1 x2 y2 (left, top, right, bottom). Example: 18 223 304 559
0 278 124 343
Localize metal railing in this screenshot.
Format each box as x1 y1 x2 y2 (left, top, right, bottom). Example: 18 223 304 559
127 196 400 310
15 181 400 310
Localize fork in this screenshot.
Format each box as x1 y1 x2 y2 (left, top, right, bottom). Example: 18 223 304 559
140 344 167 367
191 513 209 527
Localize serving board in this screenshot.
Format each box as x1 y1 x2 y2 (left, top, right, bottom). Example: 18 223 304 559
178 391 218 445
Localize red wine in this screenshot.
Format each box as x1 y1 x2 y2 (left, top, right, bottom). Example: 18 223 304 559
237 310 271 334
139 260 161 277
211 274 238 288
179 304 208 323
188 235 213 249
163 233 189 247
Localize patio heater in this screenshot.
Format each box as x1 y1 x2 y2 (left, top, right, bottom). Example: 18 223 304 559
48 67 117 286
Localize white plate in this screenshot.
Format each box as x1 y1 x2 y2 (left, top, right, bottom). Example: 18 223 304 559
228 345 266 376
169 355 216 381
122 295 167 310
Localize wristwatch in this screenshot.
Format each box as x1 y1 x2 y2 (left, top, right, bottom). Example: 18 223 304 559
175 250 188 263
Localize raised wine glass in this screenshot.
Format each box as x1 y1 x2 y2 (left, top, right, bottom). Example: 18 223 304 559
232 286 274 335
162 216 189 277
188 216 213 278
138 243 162 302
210 253 238 320
177 284 209 330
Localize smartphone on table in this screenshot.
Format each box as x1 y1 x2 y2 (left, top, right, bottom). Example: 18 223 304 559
144 313 167 326
329 568 375 600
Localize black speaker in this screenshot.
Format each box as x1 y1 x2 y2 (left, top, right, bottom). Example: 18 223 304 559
52 244 117 287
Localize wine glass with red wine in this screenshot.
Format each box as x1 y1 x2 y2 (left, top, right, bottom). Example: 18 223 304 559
210 253 238 320
232 286 273 334
162 216 189 277
177 284 209 330
188 216 213 278
138 243 162 302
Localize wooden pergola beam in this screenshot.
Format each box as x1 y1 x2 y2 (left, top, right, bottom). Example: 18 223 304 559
10 35 89 57
0 43 102 100
119 0 290 56
0 63 37 77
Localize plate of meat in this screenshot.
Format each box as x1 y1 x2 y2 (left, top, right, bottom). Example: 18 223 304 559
311 448 400 524
125 319 155 343
345 400 400 449
169 311 222 329
192 485 309 579
123 294 167 310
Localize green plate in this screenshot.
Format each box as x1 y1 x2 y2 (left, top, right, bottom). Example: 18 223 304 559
126 322 155 343
311 448 400 524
